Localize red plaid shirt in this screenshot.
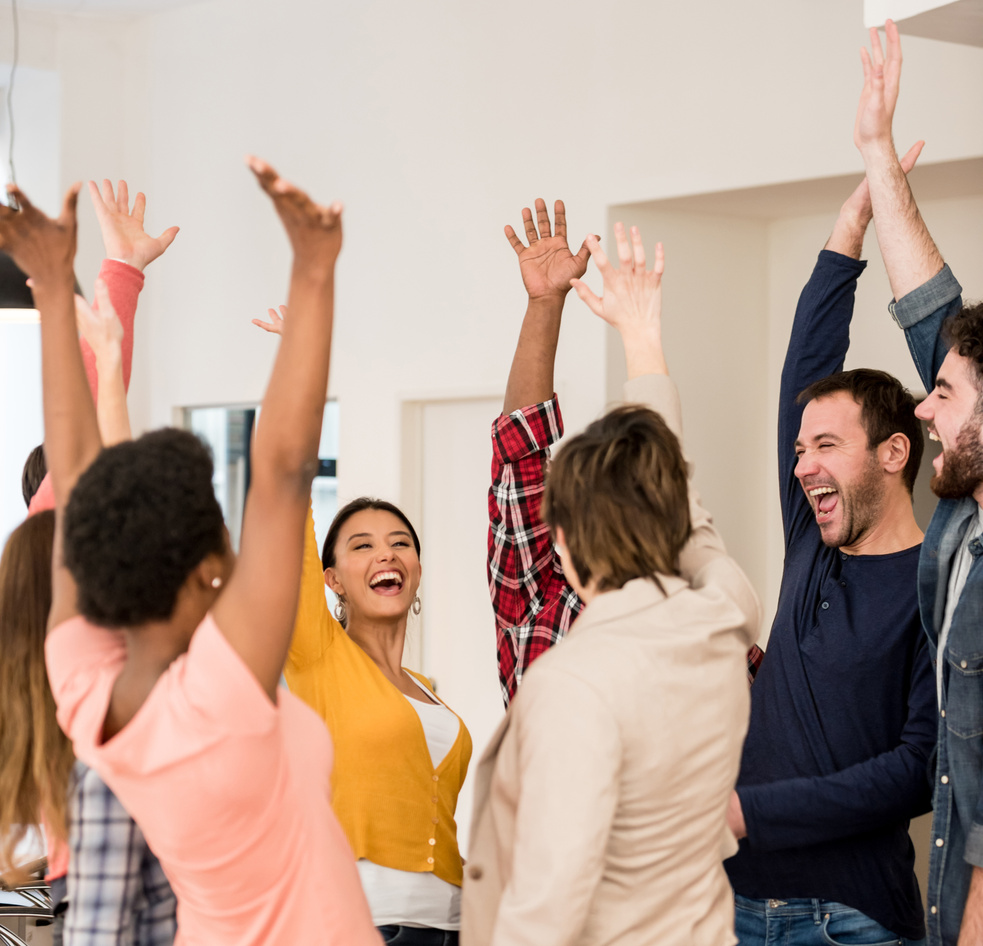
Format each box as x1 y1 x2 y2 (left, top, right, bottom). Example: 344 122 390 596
488 395 763 705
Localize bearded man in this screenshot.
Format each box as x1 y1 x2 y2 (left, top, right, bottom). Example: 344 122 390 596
855 19 983 946
721 145 936 942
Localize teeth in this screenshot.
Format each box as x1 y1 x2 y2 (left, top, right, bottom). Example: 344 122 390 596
369 570 403 588
808 487 837 497
929 432 940 442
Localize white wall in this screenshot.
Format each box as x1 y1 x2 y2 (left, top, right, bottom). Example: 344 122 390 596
4 0 983 750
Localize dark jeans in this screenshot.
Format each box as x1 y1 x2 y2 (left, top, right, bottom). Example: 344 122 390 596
735 895 926 946
377 926 459 946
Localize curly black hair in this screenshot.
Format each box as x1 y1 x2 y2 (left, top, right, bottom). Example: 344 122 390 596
942 302 983 407
63 428 227 627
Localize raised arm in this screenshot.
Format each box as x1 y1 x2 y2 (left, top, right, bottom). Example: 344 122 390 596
573 225 760 627
777 143 923 544
489 201 591 701
502 199 590 414
83 179 177 397
0 184 100 510
75 280 131 446
211 160 341 700
854 21 944 301
250 306 341 672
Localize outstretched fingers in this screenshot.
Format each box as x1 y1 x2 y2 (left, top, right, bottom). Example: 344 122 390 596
58 183 81 227
247 155 281 197
652 241 665 280
614 221 633 271
553 200 567 240
504 224 525 255
629 225 646 270
521 206 538 245
534 198 551 240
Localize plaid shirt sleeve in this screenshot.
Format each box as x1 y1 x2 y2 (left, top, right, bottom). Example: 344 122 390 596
488 397 763 706
488 396 584 705
65 762 177 946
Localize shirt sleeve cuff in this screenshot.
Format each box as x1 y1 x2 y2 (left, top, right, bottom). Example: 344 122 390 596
889 264 962 330
965 822 983 869
491 395 564 463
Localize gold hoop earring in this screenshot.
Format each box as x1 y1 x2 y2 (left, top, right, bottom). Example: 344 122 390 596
334 597 348 626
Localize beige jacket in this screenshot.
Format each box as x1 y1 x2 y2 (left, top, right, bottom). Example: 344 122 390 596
461 374 760 946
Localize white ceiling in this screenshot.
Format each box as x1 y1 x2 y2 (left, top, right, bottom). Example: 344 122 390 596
15 0 208 13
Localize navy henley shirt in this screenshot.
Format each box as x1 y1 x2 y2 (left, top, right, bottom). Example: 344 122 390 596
724 250 936 940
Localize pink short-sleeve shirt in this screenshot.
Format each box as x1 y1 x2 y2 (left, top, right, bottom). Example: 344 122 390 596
46 613 380 946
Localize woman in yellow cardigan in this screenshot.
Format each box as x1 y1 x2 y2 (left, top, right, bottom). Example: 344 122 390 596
286 495 472 946
253 308 472 943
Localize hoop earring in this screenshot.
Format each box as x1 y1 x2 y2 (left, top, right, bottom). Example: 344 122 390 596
334 597 348 626
411 595 422 616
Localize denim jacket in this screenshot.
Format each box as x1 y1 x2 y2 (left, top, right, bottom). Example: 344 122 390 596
892 264 983 946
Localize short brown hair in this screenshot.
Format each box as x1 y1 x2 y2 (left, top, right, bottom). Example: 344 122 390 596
796 368 923 494
542 405 691 593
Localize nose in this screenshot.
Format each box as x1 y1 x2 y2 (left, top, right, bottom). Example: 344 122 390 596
915 397 932 421
794 451 817 480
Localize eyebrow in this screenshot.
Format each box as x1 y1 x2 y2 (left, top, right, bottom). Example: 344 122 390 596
935 376 953 392
346 531 413 543
793 432 844 449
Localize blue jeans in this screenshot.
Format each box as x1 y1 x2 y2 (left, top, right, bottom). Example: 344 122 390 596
735 895 926 946
377 927 458 945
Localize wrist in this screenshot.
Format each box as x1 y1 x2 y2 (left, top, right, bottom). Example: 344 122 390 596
620 328 668 379
93 349 123 371
29 274 76 302
858 137 897 164
527 287 570 305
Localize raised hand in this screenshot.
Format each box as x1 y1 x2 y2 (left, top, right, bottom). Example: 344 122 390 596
0 183 80 289
854 19 902 154
248 157 342 279
88 179 179 272
570 223 667 379
505 199 591 301
75 279 124 364
252 305 286 336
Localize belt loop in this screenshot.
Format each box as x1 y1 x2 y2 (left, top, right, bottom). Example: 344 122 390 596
812 900 822 924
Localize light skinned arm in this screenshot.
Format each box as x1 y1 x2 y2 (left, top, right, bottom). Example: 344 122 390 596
210 159 342 701
502 199 591 414
570 222 667 379
826 140 924 260
75 280 131 445
572 224 759 617
854 20 944 299
0 182 100 630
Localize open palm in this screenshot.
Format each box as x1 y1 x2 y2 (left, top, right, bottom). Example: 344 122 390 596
506 199 590 300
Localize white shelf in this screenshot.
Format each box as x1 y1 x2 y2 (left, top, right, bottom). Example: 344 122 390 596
865 0 983 47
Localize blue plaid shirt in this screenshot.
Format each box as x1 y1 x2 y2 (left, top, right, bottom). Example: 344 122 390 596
65 762 176 946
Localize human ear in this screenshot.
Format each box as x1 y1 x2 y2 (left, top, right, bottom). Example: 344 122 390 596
324 567 344 596
879 433 910 475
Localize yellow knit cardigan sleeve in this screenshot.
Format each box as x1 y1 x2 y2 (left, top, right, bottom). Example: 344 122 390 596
286 502 343 672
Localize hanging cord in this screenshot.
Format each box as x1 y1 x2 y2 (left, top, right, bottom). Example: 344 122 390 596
5 0 18 205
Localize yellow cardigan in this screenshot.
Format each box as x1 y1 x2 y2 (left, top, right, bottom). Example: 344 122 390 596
284 508 472 887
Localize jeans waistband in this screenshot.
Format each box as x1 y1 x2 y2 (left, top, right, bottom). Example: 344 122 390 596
735 895 868 921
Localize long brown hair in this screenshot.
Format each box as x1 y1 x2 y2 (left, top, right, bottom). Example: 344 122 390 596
0 511 74 880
